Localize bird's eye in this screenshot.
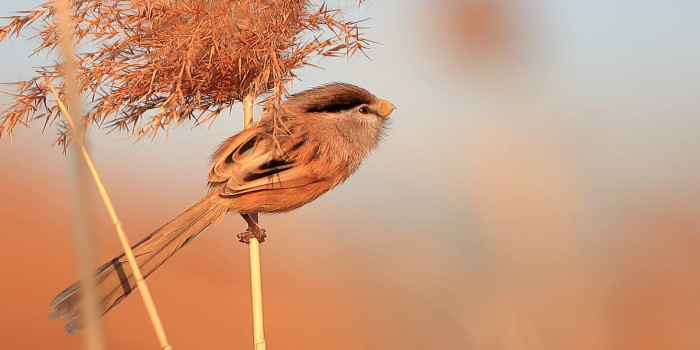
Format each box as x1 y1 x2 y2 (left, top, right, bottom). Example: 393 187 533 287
358 106 370 114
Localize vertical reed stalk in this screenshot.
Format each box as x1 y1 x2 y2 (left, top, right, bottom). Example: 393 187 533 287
243 94 267 350
45 79 172 350
52 1 104 349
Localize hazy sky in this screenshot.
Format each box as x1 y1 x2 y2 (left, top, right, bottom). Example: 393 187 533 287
1 1 699 349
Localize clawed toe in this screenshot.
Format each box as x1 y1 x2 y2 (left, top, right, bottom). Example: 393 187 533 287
237 228 267 244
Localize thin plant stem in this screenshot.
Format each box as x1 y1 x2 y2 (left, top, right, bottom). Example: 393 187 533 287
52 1 104 349
243 94 267 350
45 78 172 350
243 94 255 129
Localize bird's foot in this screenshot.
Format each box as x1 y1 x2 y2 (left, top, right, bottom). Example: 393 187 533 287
237 228 267 244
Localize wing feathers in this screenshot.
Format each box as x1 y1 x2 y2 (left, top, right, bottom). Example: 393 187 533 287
208 126 318 196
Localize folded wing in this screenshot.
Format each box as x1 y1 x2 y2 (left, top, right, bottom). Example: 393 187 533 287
208 128 318 196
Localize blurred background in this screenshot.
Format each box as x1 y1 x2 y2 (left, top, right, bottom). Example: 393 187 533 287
2 0 700 349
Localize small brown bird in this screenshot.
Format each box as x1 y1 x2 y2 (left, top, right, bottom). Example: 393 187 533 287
49 83 395 333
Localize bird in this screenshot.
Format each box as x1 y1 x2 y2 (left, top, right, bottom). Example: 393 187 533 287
48 83 395 334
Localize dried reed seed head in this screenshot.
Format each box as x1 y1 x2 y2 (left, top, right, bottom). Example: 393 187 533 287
0 0 370 146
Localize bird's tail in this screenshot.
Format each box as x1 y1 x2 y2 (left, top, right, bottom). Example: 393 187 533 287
48 191 227 334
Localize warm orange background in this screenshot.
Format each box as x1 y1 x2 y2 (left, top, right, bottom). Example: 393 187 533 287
2 0 700 349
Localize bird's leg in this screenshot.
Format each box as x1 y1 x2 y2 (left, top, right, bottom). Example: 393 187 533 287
238 213 267 244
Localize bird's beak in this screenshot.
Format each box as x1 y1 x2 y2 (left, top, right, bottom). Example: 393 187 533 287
378 99 396 118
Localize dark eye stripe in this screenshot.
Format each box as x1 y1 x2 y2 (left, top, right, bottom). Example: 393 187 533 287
305 96 372 113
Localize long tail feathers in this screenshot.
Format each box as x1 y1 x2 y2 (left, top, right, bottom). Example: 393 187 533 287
48 192 227 334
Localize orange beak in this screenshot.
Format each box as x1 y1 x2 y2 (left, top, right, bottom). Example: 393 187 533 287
378 99 396 118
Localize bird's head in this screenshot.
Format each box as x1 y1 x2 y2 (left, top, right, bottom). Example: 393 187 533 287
278 83 395 157
285 83 395 122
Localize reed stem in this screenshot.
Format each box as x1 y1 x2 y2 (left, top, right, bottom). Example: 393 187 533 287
52 1 104 349
45 78 172 350
243 94 267 350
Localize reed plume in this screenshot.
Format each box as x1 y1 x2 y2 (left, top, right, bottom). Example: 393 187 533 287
0 0 370 146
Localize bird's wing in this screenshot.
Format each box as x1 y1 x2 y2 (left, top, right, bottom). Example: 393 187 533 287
208 128 318 196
